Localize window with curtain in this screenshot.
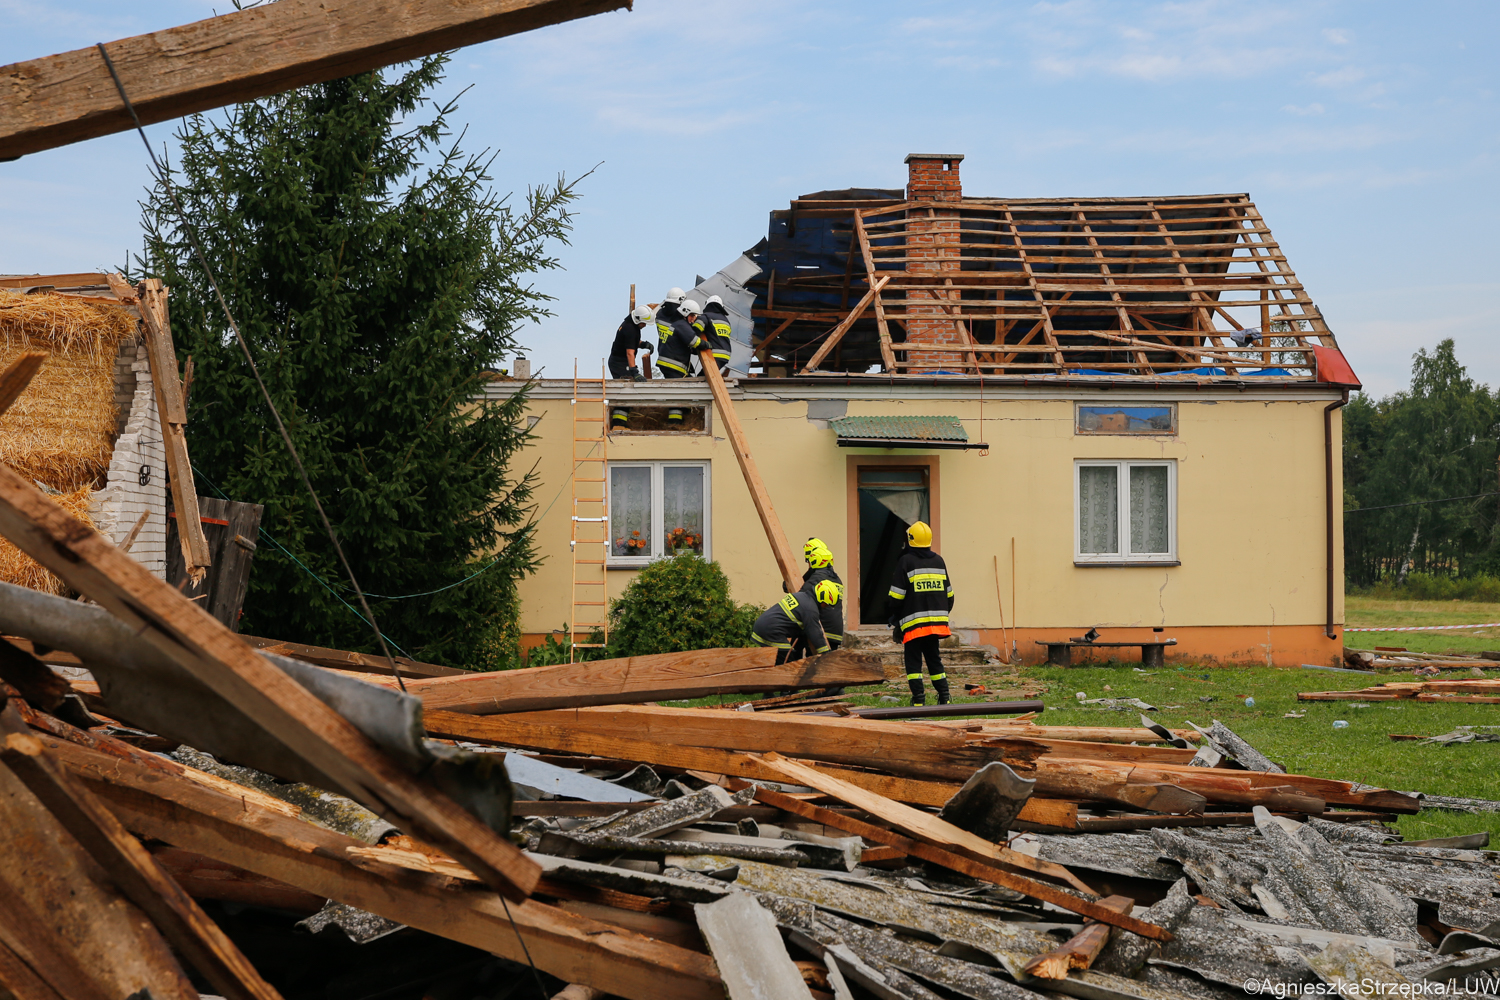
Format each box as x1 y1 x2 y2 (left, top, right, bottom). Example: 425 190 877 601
1074 460 1175 563
609 462 710 565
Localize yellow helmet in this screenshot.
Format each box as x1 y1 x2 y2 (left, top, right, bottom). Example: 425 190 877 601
814 579 843 606
906 521 933 548
803 537 834 568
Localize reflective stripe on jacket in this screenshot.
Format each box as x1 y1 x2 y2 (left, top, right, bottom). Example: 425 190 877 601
887 547 953 642
751 588 830 653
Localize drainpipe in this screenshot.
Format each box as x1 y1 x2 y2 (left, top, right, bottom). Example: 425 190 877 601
1324 391 1350 640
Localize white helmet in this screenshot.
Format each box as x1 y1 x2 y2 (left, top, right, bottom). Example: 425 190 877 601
665 287 686 303
705 294 724 308
630 306 652 324
679 298 701 316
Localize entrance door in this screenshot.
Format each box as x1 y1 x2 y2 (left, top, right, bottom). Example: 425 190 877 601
856 466 930 626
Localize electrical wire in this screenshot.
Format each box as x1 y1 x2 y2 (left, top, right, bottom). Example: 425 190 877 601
1345 491 1500 514
98 41 406 691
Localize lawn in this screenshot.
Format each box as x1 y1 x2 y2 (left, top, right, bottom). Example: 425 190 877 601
1344 594 1500 656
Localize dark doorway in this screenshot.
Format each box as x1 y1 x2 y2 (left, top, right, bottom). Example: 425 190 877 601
857 466 930 625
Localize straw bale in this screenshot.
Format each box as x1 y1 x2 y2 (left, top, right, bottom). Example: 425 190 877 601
0 290 137 493
0 483 96 595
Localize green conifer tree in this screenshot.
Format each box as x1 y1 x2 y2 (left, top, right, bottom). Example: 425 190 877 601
139 57 578 668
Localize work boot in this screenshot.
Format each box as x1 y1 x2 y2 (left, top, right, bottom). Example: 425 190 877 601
934 678 951 706
908 678 925 707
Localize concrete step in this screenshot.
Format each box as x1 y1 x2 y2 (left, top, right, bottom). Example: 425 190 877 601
843 628 1000 680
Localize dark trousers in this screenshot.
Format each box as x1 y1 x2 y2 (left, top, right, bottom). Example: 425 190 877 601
775 639 806 666
658 362 689 379
608 357 632 379
904 635 949 702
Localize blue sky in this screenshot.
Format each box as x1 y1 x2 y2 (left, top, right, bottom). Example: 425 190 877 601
2 0 1496 397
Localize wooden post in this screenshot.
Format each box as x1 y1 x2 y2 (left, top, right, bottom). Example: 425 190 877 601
107 274 211 578
697 352 801 591
799 275 889 374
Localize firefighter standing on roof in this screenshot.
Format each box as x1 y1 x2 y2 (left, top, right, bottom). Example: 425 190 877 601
654 289 704 380
701 295 733 373
886 521 953 706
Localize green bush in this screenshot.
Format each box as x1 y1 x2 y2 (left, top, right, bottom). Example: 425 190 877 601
606 555 761 657
1350 572 1500 603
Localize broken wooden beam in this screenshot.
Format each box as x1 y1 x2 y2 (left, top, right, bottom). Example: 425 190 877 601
43 734 724 1000
0 0 630 159
0 463 540 899
1021 895 1135 979
735 780 1172 942
387 647 882 714
0 705 282 1000
0 352 46 418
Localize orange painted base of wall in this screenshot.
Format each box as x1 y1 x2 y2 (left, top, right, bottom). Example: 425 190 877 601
955 625 1343 668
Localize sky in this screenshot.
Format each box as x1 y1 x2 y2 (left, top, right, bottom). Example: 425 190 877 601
2 0 1497 398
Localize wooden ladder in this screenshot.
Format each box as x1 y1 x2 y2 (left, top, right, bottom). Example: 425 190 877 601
569 362 610 662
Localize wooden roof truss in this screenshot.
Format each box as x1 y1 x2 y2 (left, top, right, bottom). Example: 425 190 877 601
767 194 1335 379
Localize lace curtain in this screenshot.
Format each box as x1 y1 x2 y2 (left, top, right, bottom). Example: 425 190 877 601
663 466 705 554
1129 465 1169 554
1078 465 1119 554
610 466 652 557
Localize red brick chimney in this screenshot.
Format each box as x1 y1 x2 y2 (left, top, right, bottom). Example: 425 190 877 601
905 153 963 202
903 154 965 370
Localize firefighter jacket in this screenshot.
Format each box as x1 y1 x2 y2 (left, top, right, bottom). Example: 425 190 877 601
702 302 733 364
751 586 830 653
655 302 703 376
887 547 954 642
802 565 845 645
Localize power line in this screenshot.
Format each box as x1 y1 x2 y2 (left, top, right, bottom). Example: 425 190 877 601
99 41 406 690
1345 491 1500 514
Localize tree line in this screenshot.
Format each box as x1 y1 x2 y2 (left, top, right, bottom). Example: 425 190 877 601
1343 339 1500 588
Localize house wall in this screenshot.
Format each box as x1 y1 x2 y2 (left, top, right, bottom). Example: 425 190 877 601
90 339 168 578
510 381 1344 667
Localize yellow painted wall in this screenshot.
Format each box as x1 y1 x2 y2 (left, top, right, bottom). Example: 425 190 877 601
515 384 1343 664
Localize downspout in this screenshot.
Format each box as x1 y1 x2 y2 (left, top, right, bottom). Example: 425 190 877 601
1324 391 1350 640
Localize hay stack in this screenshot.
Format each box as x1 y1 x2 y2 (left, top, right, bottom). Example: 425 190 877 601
0 289 137 593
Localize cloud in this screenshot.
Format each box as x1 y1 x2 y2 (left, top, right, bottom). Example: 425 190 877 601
1283 103 1327 116
1322 28 1351 45
1312 66 1367 88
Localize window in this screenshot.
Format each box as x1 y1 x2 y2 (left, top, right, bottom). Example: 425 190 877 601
1075 460 1176 564
608 462 710 565
1076 404 1175 436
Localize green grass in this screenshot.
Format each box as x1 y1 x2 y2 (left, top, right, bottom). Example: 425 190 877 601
1345 595 1500 656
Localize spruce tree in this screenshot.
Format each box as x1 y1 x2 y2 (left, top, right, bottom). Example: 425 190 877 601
140 57 577 668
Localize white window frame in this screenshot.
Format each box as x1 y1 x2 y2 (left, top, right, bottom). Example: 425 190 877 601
1073 459 1177 565
606 461 712 567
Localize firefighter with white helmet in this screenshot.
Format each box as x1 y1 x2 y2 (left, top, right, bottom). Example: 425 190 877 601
657 296 705 381
609 305 653 382
702 294 732 373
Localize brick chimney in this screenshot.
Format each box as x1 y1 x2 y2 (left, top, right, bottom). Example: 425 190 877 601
905 153 963 202
903 154 965 370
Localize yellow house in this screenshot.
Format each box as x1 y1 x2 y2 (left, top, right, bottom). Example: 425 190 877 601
496 154 1361 667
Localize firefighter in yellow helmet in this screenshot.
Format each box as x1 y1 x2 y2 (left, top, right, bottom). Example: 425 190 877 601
801 537 844 651
886 520 953 706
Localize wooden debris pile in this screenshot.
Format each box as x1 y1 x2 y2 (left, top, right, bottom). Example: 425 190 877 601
1345 646 1500 672
1 459 1499 998
1300 677 1500 704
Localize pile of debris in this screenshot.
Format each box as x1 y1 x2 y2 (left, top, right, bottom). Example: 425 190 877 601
2 468 1500 999
1344 646 1500 673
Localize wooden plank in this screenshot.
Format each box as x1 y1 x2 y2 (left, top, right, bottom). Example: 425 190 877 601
0 461 541 899
0 738 197 1000
698 351 801 591
0 0 629 159
0 353 46 418
799 275 890 373
167 496 264 630
695 892 815 1000
738 780 1171 942
238 634 466 678
387 647 881 714
0 936 66 1000
1021 895 1134 978
0 708 282 1000
45 736 723 1000
756 753 1091 892
853 216 897 370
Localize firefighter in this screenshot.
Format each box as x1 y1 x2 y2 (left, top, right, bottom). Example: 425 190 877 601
886 520 953 706
608 306 653 381
801 537 844 650
702 294 733 373
751 582 831 665
655 292 704 381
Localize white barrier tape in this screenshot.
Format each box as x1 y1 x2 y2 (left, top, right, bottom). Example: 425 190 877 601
1345 622 1500 632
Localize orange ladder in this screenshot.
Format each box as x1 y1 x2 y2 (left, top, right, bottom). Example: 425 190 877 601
569 362 610 661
